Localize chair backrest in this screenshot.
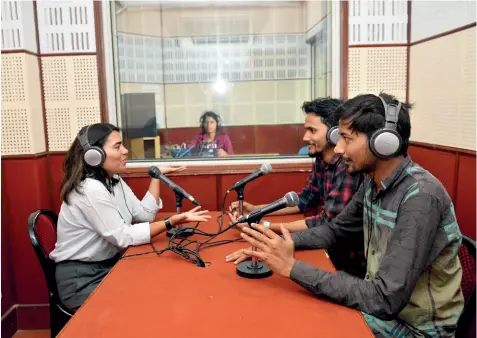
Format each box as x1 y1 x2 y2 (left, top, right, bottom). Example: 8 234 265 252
456 235 476 338
27 209 59 297
459 235 476 305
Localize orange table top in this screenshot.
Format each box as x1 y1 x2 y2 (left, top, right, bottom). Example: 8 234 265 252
58 212 374 338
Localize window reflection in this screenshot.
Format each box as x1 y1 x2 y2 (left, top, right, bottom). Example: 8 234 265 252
112 1 334 160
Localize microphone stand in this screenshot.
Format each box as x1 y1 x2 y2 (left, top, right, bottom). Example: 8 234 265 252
166 192 195 238
235 188 272 279
237 186 245 217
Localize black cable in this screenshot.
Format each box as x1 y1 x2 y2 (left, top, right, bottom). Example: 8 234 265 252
122 189 243 267
119 178 134 218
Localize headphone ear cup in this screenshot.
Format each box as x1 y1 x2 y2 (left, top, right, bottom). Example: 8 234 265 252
326 126 340 147
369 129 402 159
83 146 106 167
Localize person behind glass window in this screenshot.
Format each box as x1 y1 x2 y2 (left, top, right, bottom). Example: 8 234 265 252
50 123 210 312
188 111 233 156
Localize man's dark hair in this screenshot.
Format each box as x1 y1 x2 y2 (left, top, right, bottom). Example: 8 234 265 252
301 97 343 128
334 92 412 156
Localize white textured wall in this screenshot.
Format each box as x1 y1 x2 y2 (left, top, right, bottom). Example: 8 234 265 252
409 27 476 150
411 0 476 42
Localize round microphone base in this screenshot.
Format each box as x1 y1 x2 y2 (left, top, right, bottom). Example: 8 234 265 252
236 260 273 279
166 227 195 238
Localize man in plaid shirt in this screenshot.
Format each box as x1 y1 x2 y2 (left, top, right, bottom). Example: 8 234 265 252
230 98 363 231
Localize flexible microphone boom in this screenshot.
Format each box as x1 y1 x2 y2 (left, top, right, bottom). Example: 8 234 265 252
148 167 200 206
227 163 272 193
230 191 299 226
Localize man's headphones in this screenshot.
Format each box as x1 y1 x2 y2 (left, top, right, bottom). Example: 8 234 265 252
77 125 106 167
200 111 221 133
326 125 340 147
369 96 403 159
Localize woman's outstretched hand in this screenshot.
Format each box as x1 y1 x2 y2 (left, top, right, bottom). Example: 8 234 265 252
170 206 211 226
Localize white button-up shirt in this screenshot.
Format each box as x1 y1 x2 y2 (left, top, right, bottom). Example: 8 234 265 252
50 177 162 263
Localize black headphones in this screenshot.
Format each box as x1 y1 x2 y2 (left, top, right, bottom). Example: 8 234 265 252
369 96 403 159
77 125 107 167
200 111 221 134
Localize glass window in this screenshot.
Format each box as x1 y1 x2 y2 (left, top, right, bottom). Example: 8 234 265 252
311 5 332 98
110 1 334 161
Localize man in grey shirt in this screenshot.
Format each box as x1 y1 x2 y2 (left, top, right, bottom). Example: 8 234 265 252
226 93 464 337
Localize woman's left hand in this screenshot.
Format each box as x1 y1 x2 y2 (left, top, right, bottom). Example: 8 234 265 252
157 166 186 175
217 149 228 157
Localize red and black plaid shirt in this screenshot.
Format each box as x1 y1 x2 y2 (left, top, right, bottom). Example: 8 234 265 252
298 154 363 228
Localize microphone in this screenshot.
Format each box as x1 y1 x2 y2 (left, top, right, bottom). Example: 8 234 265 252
148 167 200 206
230 191 299 226
227 163 272 193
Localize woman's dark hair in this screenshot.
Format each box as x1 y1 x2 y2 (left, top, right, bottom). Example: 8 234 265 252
301 97 344 128
200 111 221 134
334 92 412 156
60 123 120 204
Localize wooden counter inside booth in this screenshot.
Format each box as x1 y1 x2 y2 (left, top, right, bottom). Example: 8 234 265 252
57 213 374 338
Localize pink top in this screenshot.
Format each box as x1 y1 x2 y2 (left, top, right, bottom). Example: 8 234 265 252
187 133 234 155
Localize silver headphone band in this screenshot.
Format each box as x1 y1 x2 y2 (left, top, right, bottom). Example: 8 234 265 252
378 95 400 130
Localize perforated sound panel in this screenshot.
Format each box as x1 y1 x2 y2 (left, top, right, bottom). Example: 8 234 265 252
1 0 37 53
42 55 101 151
348 47 407 102
36 0 96 53
46 108 72 150
1 53 26 102
1 53 46 155
164 80 311 128
349 0 408 45
73 57 99 101
409 27 475 150
2 108 31 154
117 33 311 84
411 1 476 43
42 58 69 101
76 106 101 129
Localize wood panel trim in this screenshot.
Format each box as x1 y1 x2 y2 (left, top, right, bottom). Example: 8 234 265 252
1 49 38 57
1 306 17 338
349 43 408 48
410 141 476 156
94 1 109 123
16 304 50 330
3 143 475 161
410 22 476 46
341 0 349 99
122 162 312 178
33 1 49 154
1 152 49 160
168 123 303 130
40 52 97 57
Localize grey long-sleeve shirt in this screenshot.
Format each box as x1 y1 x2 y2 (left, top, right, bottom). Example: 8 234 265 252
290 156 464 337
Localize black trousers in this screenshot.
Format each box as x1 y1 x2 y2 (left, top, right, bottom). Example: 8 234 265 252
55 254 120 312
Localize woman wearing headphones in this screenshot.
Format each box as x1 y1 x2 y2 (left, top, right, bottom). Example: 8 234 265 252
50 123 211 312
188 111 234 156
